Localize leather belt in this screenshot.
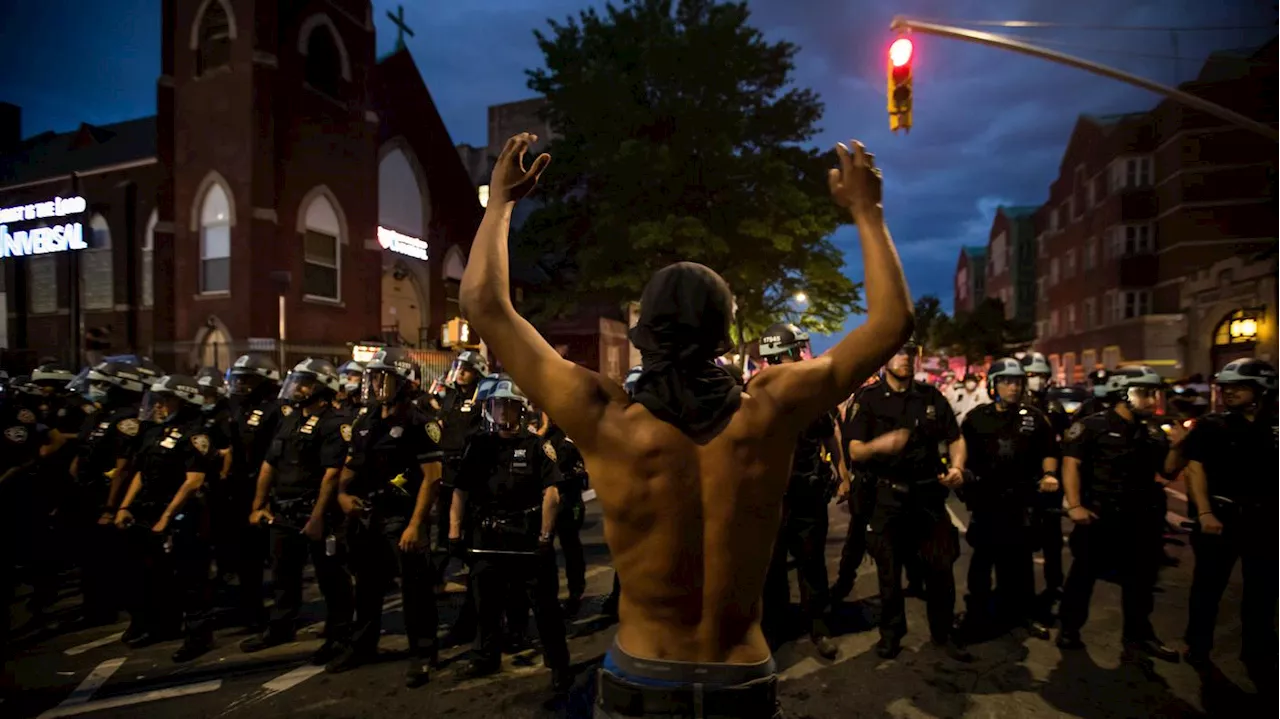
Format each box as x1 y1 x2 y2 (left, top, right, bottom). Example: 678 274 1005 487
597 671 779 719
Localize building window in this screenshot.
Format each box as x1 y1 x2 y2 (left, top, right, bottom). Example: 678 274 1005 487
301 194 342 301
1113 156 1153 189
1049 208 1060 233
1066 304 1076 333
28 256 57 314
304 23 343 97
1123 224 1153 254
444 279 461 320
1084 237 1097 270
1213 308 1263 346
142 210 156 307
195 0 233 76
1083 297 1096 329
1049 258 1060 286
1102 346 1121 369
1121 290 1151 319
81 214 114 310
1049 310 1060 337
1064 249 1077 278
1101 293 1112 326
1037 233 1047 259
199 183 232 294
1073 168 1087 218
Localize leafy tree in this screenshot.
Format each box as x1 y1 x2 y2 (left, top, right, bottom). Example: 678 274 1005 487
521 0 861 339
910 295 944 353
931 298 1035 363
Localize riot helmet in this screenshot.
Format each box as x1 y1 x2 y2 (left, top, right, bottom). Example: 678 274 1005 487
361 347 420 407
758 323 810 365
1019 352 1052 395
31 363 76 394
623 365 643 396
427 374 449 399
484 377 529 435
140 374 204 424
1104 365 1164 416
280 358 341 407
446 350 488 390
336 360 364 397
986 357 1026 407
1212 358 1277 412
227 354 281 398
1088 368 1111 398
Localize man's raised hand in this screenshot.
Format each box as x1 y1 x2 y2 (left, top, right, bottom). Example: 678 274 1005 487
489 132 551 207
828 140 883 220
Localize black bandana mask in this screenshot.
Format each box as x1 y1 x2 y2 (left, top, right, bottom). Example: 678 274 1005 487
628 262 743 443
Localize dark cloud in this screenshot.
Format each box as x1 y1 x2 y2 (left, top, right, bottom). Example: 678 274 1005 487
1 0 1273 356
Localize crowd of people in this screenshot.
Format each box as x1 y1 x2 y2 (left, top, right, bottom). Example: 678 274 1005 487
2 132 1275 717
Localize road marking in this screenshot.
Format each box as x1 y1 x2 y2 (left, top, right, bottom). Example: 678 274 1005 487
64 632 124 656
946 505 968 533
1164 486 1188 502
44 657 126 712
38 680 223 718
262 664 326 693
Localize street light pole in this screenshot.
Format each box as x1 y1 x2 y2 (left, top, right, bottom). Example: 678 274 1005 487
889 16 1278 142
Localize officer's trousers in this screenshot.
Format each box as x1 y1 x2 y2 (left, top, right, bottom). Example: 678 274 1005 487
1185 520 1277 661
66 494 122 622
222 472 267 627
1029 502 1064 591
556 494 587 600
1059 513 1161 640
965 510 1034 624
264 520 353 643
868 506 959 642
471 550 570 670
127 513 213 641
348 513 437 659
763 508 832 641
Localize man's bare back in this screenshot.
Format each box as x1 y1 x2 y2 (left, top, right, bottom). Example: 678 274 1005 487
459 132 913 670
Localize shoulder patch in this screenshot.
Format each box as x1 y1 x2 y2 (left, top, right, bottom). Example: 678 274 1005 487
1065 422 1085 442
426 422 442 443
17 408 36 425
340 423 353 442
191 434 210 455
543 441 557 462
280 405 293 417
117 418 140 437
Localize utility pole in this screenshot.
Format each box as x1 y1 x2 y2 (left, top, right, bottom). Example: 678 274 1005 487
889 17 1278 142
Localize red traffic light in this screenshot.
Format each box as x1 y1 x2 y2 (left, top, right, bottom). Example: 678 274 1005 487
889 37 913 68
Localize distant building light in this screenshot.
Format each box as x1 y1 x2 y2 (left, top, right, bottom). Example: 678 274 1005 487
478 185 490 209
352 344 382 363
1230 317 1258 341
377 226 428 260
0 195 89 258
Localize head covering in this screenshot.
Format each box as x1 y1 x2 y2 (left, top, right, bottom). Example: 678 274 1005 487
628 262 742 442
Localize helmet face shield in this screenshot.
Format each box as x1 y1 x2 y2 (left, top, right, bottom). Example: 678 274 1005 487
763 344 807 365
279 372 319 405
1215 381 1257 411
1124 386 1163 416
361 368 405 406
140 390 181 423
486 396 525 433
447 360 479 389
228 372 265 397
994 376 1026 404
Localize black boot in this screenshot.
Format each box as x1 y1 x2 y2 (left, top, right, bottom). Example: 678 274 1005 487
325 644 374 674
239 631 295 653
875 636 902 659
813 634 839 660
310 640 345 666
404 655 437 688
1056 630 1085 650
172 634 214 663
1024 620 1051 641
1124 637 1179 663
459 659 501 680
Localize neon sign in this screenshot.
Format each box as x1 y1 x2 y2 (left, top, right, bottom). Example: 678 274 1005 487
377 226 428 260
0 195 89 258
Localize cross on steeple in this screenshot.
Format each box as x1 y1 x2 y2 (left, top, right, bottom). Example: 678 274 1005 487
388 5 414 53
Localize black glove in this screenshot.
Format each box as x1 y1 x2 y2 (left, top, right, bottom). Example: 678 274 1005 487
448 537 466 558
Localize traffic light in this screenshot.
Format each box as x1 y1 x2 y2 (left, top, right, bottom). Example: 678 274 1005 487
887 36 914 133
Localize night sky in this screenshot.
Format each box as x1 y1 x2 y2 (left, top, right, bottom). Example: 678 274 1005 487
0 0 1273 352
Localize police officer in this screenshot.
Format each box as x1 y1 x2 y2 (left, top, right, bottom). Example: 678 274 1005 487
448 378 572 694
1077 369 1113 417
1057 365 1182 662
67 362 152 627
951 372 988 424
1181 359 1277 676
195 367 235 482
434 351 487 576
241 360 354 665
335 360 364 412
844 343 969 660
224 354 284 629
830 380 876 604
333 348 443 687
956 359 1057 642
544 419 589 616
1020 352 1068 607
757 323 841 660
114 375 220 661
2 387 51 651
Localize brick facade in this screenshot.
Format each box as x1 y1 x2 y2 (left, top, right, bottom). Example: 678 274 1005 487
953 246 986 314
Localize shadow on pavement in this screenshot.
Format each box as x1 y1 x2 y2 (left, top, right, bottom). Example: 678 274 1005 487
1040 646 1204 718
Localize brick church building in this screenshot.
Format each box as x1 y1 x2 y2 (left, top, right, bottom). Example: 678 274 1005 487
0 0 481 374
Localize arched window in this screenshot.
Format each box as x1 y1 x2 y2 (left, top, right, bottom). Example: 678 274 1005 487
1213 309 1262 347
81 213 114 310
195 0 233 76
301 194 342 301
304 25 343 96
200 183 232 294
141 210 157 307
200 326 232 369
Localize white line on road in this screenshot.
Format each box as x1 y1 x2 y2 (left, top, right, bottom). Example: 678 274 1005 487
1164 486 1188 502
37 681 223 718
44 657 126 712
946 505 968 533
261 664 326 693
64 632 124 656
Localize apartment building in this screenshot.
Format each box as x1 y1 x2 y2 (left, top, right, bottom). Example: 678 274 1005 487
953 245 987 314
983 206 1039 326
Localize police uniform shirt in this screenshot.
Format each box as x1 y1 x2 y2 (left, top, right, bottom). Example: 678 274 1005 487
132 418 220 514
787 411 837 505
1181 407 1279 510
264 406 351 501
456 430 561 519
1028 395 1070 439
344 407 443 499
74 406 144 497
438 386 484 483
546 426 589 497
844 380 961 481
961 403 1057 505
1 403 47 473
1077 396 1112 419
1062 408 1169 512
233 398 288 473
53 395 96 436
199 401 236 454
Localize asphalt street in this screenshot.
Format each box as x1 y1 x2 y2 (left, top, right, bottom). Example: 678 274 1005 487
2 480 1266 719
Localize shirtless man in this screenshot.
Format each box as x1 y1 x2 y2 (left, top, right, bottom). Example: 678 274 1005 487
460 133 913 718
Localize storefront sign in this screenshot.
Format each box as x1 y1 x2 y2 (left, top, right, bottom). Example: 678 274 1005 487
0 195 89 258
377 226 428 261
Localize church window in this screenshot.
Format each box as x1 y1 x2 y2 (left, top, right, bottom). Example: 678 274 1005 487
200 183 232 294
304 25 343 97
195 0 233 76
302 194 342 301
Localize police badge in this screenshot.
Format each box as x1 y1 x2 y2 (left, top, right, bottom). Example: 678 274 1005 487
281 405 294 417
926 405 937 420
390 426 404 439
1065 423 1085 442
118 418 140 437
426 422 442 443
192 434 211 455
543 442 558 462
340 424 353 442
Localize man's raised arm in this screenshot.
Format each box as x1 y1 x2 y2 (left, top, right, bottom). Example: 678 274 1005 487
756 141 914 425
459 133 623 449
